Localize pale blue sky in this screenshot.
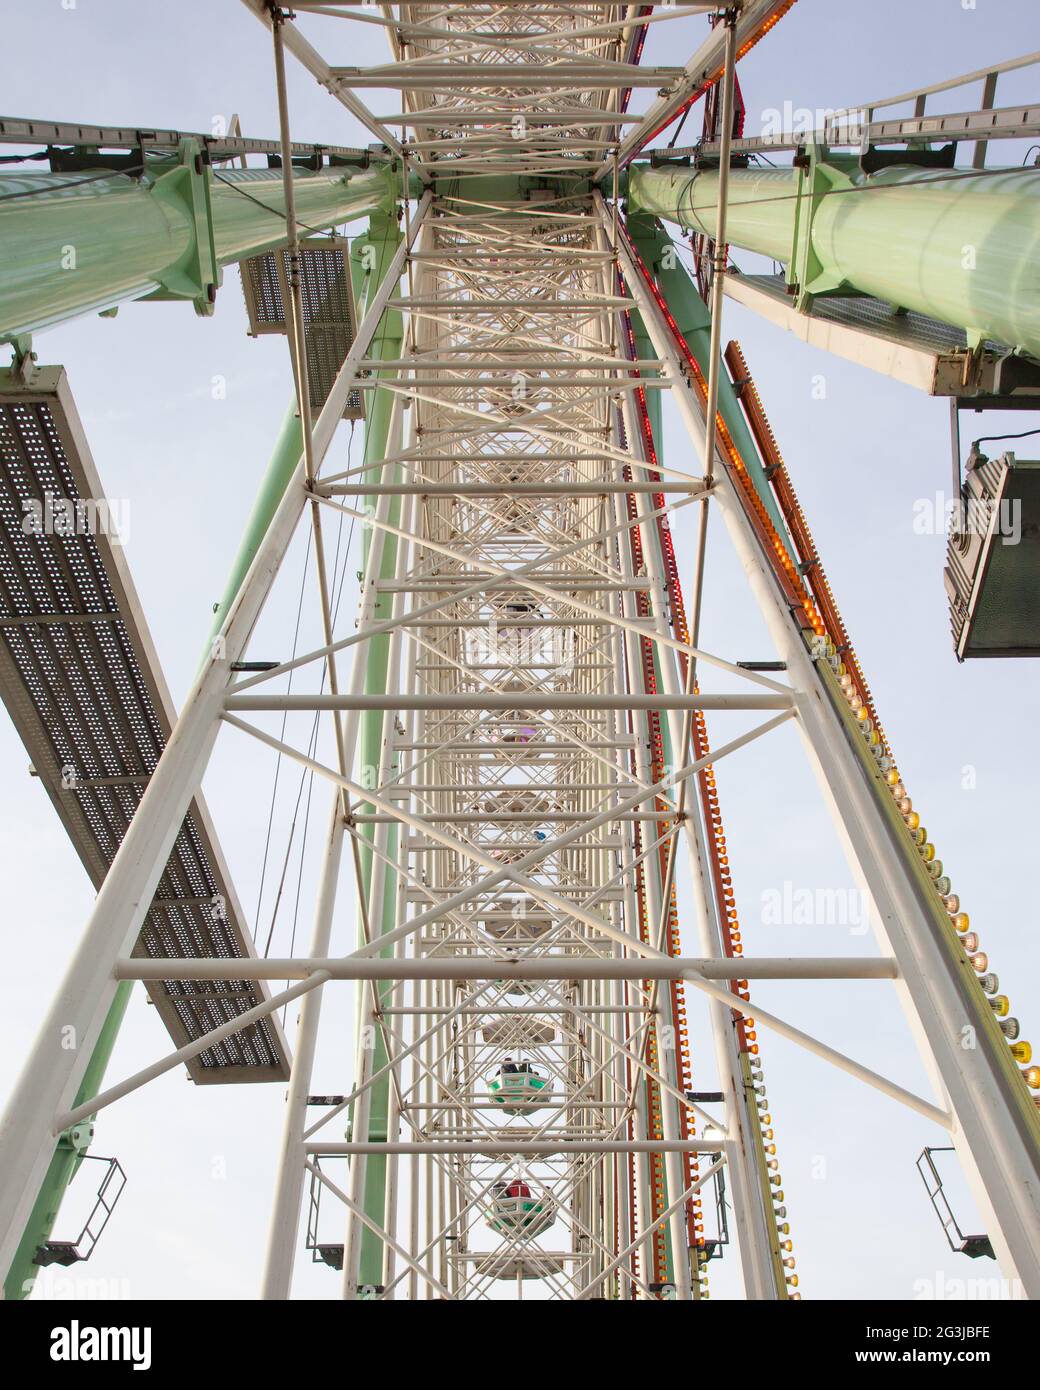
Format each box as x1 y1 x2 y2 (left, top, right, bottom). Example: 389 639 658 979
0 0 1037 1301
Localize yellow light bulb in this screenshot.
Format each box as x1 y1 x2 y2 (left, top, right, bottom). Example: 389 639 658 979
1023 1066 1040 1089
1011 1042 1032 1064
952 912 970 933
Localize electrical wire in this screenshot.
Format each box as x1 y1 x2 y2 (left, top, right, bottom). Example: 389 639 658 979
211 168 328 235
253 515 314 942
255 423 358 962
973 427 1040 448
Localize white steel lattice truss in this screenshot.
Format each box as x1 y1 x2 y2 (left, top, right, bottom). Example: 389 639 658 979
1 1 1039 1303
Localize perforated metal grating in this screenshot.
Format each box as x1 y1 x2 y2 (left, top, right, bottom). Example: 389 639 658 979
0 367 289 1083
240 237 364 418
735 273 990 353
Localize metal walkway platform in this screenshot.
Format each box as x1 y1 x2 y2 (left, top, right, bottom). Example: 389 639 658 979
724 270 1006 396
0 365 289 1083
240 237 365 419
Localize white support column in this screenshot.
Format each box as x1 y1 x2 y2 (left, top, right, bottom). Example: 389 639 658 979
0 193 431 1281
262 794 344 1299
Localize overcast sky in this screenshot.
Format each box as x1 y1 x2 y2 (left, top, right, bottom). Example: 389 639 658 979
1 0 1037 1301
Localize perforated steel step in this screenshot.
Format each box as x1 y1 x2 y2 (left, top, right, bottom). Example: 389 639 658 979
240 237 364 419
0 366 289 1083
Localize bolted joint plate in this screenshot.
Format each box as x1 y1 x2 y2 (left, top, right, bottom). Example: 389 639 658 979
147 138 222 316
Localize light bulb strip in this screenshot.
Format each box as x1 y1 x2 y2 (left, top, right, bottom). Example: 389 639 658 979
724 343 1037 1097
625 218 1034 1101
617 389 707 1292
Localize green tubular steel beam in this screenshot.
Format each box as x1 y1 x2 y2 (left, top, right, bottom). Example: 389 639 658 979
348 210 406 1290
205 402 304 651
627 213 791 538
0 145 396 337
628 157 1040 358
4 980 132 1299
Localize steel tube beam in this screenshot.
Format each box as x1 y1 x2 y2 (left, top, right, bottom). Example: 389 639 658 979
225 692 792 711
307 1142 722 1155
115 957 897 981
628 161 1040 357
0 163 394 337
319 481 706 496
